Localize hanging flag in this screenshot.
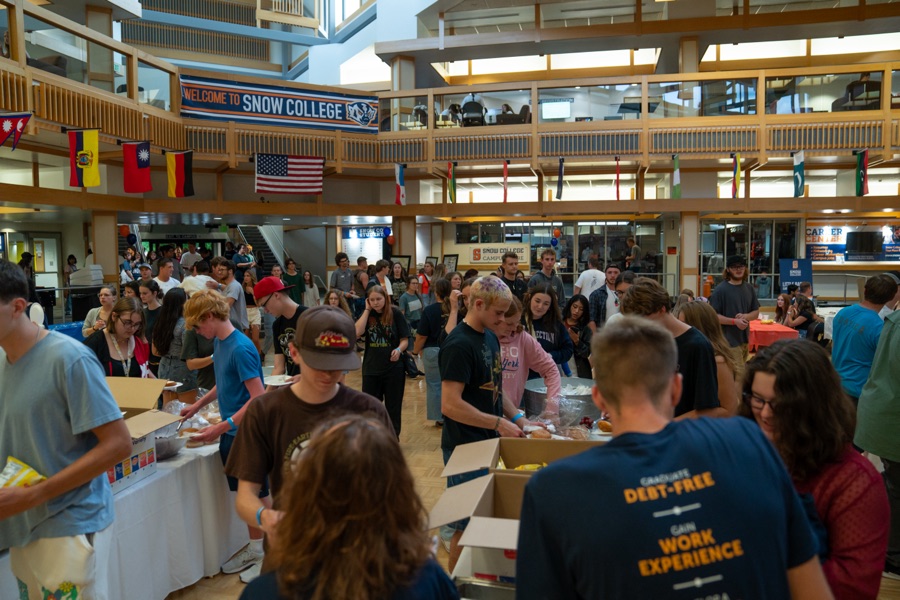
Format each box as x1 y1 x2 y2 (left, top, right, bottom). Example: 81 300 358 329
732 153 741 199
255 154 324 194
122 141 152 194
166 150 194 198
68 129 101 188
0 113 30 150
556 157 565 200
615 156 621 201
856 149 869 197
502 160 508 203
672 154 681 199
793 150 805 198
448 162 456 203
395 163 406 206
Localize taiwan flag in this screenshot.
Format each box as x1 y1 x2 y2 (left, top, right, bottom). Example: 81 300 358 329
123 141 152 193
166 150 194 198
68 129 101 188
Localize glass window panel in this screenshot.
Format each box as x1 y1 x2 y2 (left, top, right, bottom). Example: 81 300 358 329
22 15 87 84
649 78 756 118
765 72 880 115
137 60 172 111
480 223 502 243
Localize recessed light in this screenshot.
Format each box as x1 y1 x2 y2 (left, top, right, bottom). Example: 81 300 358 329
214 217 222 220
883 208 894 212
283 218 290 221
822 209 834 214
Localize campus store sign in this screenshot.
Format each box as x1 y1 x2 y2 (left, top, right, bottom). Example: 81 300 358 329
466 244 528 265
805 222 900 262
180 75 378 134
341 227 390 264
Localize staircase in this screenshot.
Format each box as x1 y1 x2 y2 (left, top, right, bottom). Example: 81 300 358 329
238 225 282 272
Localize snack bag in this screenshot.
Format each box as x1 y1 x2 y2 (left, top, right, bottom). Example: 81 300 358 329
0 457 46 488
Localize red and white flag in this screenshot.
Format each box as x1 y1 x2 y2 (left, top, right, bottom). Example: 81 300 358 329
0 113 30 150
395 163 406 206
255 154 324 194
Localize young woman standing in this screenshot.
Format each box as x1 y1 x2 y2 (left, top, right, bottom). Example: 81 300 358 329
301 270 319 307
523 284 573 379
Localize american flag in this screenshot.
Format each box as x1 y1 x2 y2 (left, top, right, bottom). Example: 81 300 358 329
255 154 325 194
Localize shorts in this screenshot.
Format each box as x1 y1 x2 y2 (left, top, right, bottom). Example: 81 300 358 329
441 447 489 531
247 307 262 327
220 432 270 497
11 525 113 600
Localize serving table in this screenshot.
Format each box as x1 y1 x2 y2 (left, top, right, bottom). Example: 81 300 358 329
0 444 246 600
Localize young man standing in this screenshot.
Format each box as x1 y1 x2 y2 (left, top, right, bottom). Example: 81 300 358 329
180 290 267 579
154 244 184 281
180 242 202 271
153 257 181 296
254 276 305 381
499 252 527 301
588 263 622 332
832 274 898 404
528 248 566 307
573 254 605 299
624 237 642 271
351 256 369 318
620 277 726 418
208 257 249 333
225 306 391 575
709 255 759 363
0 260 132 598
233 244 256 282
516 317 832 600
138 262 153 283
440 277 534 569
329 252 355 302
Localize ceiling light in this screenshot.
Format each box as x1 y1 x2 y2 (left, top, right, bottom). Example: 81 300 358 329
214 217 222 220
283 217 291 221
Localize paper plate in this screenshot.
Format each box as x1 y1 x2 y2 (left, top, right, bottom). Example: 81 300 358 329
264 375 293 386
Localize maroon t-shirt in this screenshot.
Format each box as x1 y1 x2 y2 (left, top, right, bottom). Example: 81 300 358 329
225 383 391 505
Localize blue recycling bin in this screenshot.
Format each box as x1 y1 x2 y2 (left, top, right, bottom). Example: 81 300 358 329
48 321 84 342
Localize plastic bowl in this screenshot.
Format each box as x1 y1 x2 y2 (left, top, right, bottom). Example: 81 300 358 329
155 436 187 460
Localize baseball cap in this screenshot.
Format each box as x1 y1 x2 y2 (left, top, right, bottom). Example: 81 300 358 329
294 306 360 371
726 255 747 268
253 276 295 302
137 263 152 270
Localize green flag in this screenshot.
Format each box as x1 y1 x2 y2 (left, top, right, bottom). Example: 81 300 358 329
672 155 681 199
793 151 804 198
448 162 456 203
856 150 868 197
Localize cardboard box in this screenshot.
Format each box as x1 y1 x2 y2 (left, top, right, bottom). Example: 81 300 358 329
429 473 527 583
104 378 179 494
442 437 602 478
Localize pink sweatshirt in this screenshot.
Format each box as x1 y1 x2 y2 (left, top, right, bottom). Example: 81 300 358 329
499 330 562 411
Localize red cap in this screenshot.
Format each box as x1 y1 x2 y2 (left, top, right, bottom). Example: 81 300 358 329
253 276 295 301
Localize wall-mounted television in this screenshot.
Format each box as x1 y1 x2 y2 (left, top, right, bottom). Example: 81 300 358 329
845 231 883 254
541 102 571 120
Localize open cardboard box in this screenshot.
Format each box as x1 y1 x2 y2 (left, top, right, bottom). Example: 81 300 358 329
442 437 602 478
429 472 528 583
104 378 180 494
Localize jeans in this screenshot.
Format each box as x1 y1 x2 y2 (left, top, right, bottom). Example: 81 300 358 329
885 458 900 568
423 346 442 422
363 364 406 437
261 311 275 355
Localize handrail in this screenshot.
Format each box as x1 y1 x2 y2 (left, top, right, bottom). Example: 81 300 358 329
257 225 288 267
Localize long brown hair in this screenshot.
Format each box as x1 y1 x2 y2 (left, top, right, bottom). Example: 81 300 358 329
739 339 856 483
678 301 741 376
270 415 431 600
108 297 145 340
365 284 393 326
323 290 352 318
774 293 792 324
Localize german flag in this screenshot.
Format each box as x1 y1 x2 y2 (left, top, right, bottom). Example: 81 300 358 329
166 150 194 198
68 129 101 188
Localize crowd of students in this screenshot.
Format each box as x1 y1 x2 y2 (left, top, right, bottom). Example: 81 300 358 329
2 244 899 600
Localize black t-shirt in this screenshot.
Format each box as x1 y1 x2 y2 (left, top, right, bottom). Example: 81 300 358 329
674 326 720 416
792 311 815 331
709 281 760 347
144 305 162 361
438 322 503 452
361 307 410 377
501 276 528 301
273 305 307 377
416 303 446 348
244 290 256 307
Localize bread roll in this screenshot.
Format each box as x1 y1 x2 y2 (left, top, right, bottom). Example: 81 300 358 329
597 420 613 433
529 428 552 440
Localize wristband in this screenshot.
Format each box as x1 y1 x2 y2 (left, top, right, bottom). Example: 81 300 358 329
493 416 501 431
511 412 525 424
731 319 736 325
256 506 266 527
227 417 237 432
395 347 401 353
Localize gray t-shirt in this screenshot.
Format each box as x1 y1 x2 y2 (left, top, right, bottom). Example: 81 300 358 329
330 267 353 294
225 278 249 330
709 280 760 347
0 332 122 547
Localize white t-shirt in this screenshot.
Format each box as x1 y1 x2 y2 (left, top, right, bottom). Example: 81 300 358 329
606 311 624 326
605 286 619 320
574 269 606 299
154 276 180 298
180 251 202 269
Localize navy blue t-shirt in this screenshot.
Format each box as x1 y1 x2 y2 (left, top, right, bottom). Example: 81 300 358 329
417 302 446 348
239 558 459 600
517 418 818 599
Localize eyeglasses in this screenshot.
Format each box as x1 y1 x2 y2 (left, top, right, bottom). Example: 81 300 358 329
119 319 141 329
260 294 275 309
743 392 778 410
614 290 625 297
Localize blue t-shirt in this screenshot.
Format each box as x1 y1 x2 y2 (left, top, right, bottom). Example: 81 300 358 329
832 303 884 397
213 329 264 433
0 332 124 547
239 558 458 600
517 418 818 599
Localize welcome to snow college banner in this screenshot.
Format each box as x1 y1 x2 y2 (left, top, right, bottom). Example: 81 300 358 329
180 75 379 134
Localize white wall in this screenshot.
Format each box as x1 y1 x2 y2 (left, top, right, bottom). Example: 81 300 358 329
283 227 327 282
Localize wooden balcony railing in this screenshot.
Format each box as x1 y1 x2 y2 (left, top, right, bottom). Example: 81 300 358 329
0 62 29 112
140 0 257 27
767 120 883 153
122 22 270 63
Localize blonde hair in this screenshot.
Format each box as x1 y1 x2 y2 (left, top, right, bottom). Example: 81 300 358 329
183 289 230 329
470 276 512 309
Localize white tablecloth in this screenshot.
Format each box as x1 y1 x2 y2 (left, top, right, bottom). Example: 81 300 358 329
0 444 247 600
